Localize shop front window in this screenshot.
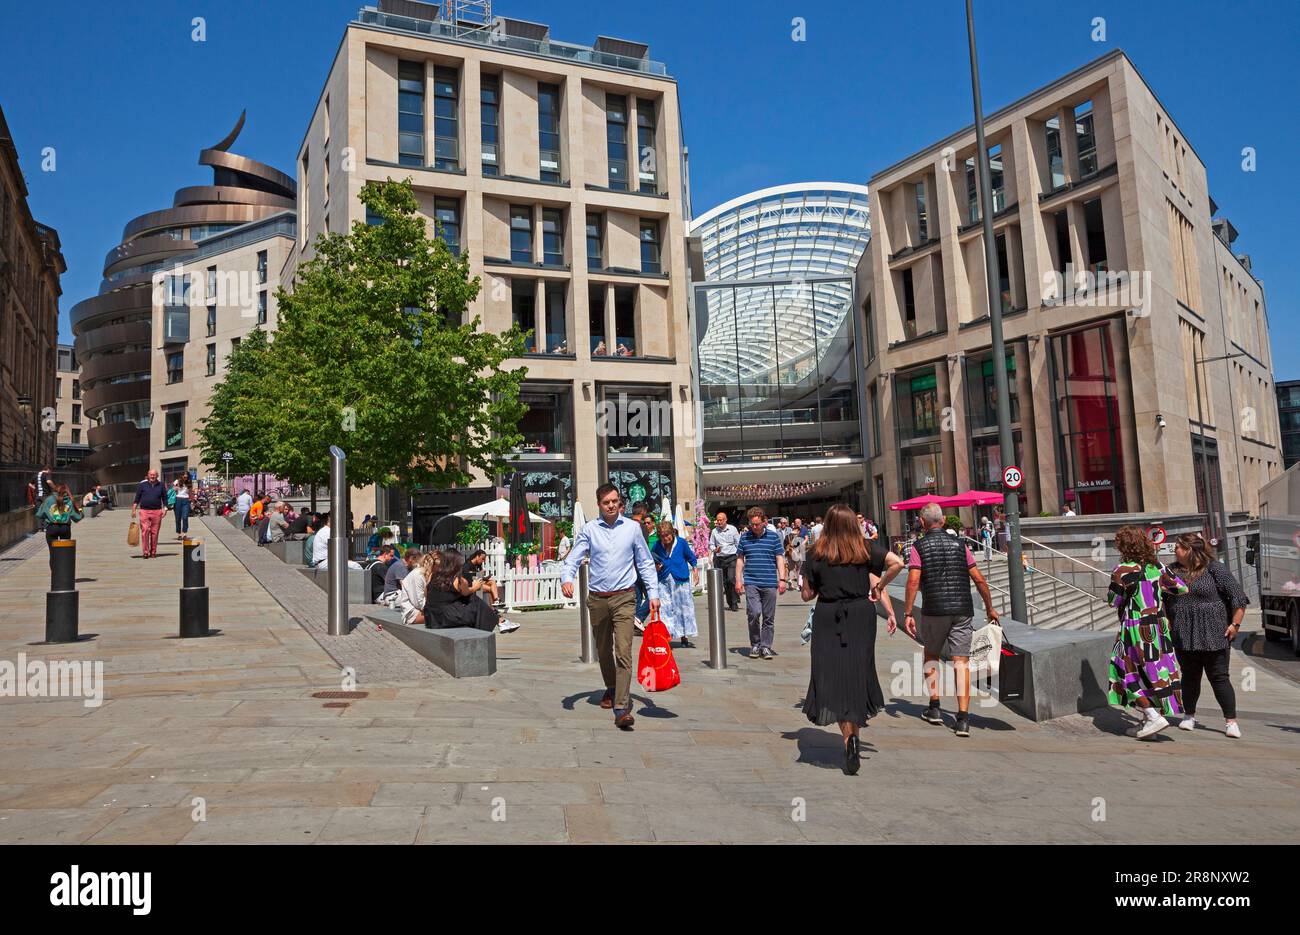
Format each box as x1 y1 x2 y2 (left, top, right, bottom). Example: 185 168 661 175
896 367 939 440
1050 321 1127 514
965 351 1020 429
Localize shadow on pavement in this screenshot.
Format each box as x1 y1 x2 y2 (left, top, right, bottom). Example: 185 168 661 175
882 696 1017 730
780 727 876 769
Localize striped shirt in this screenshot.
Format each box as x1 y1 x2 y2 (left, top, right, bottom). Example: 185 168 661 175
737 528 783 588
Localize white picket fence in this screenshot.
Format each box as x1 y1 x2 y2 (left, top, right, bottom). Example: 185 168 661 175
427 539 717 611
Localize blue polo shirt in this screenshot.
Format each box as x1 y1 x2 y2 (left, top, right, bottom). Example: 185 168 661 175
737 528 783 588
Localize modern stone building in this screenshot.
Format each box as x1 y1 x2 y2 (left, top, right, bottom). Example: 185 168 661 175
149 211 295 484
53 343 89 469
0 103 65 545
855 50 1278 555
70 114 295 494
286 1 696 525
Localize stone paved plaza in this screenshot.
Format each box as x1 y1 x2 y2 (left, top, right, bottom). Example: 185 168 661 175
0 508 1297 844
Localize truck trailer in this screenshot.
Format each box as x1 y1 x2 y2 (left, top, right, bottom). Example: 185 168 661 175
1254 461 1300 654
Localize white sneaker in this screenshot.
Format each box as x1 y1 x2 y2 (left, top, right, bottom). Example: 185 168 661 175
1225 721 1241 738
1136 709 1170 740
1177 717 1196 731
498 619 520 634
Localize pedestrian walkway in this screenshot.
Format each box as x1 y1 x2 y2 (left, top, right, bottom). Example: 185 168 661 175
0 509 1297 843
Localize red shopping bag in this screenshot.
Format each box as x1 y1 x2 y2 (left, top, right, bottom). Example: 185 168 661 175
637 611 681 692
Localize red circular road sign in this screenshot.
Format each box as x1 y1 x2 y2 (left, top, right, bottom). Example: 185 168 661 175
1148 525 1167 544
1002 465 1024 490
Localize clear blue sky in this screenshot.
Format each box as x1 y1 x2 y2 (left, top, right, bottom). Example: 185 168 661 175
4 0 1296 375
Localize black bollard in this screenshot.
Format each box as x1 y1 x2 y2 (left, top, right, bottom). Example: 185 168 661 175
179 538 210 638
45 539 79 643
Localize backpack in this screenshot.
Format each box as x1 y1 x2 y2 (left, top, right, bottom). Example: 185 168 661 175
257 516 272 545
166 487 177 508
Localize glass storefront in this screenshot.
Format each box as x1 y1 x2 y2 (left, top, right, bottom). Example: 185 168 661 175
1049 321 1128 514
600 385 674 515
512 385 573 520
696 279 861 465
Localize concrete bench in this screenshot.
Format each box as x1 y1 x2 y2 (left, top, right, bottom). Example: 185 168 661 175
364 608 496 678
226 512 244 528
298 565 377 604
90 501 106 518
998 618 1114 721
267 539 309 565
904 590 1113 722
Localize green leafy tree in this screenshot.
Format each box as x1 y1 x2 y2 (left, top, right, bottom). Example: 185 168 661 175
195 327 277 477
262 178 528 491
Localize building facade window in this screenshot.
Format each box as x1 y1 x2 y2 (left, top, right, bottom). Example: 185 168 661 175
206 264 217 298
1049 321 1128 515
965 157 979 224
511 279 536 352
72 379 80 399
636 97 657 193
256 250 267 284
480 73 500 175
586 213 603 270
257 291 267 325
589 284 607 354
896 367 939 440
639 218 661 274
538 82 562 182
164 407 186 450
544 281 568 353
914 181 928 243
206 305 217 336
1074 99 1098 177
71 429 80 445
988 143 1005 214
606 94 629 190
398 60 425 167
1045 115 1066 189
72 404 81 425
433 66 459 170
435 197 461 255
864 297 876 363
510 205 533 263
1082 198 1107 272
901 268 917 339
542 208 564 266
516 384 573 458
206 343 217 376
602 386 675 515
613 286 637 356
166 352 184 384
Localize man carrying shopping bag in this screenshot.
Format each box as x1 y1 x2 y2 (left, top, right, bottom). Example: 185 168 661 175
562 483 660 730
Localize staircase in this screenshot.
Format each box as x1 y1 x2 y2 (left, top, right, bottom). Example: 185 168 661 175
961 536 1118 631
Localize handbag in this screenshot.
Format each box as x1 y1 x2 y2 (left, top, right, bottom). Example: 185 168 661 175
127 521 140 547
637 609 681 692
997 638 1026 702
969 620 1004 676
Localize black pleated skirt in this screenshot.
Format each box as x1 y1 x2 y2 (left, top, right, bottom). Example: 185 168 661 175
802 598 884 727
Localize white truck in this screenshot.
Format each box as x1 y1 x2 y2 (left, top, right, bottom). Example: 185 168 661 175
1253 462 1300 655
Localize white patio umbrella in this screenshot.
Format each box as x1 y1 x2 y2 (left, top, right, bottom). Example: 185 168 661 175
449 497 549 524
673 502 686 536
572 500 586 530
660 495 673 524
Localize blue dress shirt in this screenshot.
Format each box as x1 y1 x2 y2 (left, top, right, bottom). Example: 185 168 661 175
561 514 659 599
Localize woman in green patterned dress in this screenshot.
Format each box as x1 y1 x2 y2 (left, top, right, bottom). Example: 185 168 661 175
1107 525 1188 740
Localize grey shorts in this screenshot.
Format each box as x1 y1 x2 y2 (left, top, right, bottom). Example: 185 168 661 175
918 613 974 658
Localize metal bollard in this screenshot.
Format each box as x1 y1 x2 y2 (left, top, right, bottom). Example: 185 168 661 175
179 538 210 638
578 563 595 663
327 445 348 636
45 539 79 643
707 566 726 670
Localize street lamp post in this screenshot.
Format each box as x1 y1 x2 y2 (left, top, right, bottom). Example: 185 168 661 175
965 0 1027 623
1191 351 1243 575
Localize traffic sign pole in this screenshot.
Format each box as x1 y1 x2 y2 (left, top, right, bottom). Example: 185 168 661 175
967 0 1027 623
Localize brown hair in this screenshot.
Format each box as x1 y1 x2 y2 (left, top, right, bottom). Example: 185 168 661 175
1114 525 1157 567
1175 532 1215 583
430 549 465 591
747 506 766 521
811 503 870 566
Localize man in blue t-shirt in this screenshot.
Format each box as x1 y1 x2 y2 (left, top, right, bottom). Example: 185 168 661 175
735 506 786 659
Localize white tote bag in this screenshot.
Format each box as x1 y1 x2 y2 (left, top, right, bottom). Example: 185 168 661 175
968 621 1004 676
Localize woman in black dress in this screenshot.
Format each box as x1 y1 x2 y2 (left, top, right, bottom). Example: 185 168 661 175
801 503 902 775
1167 533 1247 738
424 549 518 633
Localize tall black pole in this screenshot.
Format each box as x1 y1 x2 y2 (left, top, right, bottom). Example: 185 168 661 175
966 0 1027 622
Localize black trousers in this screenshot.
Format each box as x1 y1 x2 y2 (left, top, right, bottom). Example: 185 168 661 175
45 522 72 573
1176 646 1236 720
715 554 739 610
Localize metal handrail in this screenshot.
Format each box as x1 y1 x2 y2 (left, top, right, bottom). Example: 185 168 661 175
960 534 1114 630
1019 533 1111 580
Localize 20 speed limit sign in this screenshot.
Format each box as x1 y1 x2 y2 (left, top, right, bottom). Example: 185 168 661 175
1002 465 1024 490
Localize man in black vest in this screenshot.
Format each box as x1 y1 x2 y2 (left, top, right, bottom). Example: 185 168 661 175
902 502 998 737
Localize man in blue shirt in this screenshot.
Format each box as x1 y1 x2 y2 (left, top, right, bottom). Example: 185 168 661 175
562 482 659 730
736 506 786 659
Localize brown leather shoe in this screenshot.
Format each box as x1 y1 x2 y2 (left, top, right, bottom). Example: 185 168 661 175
615 709 635 730
599 691 614 709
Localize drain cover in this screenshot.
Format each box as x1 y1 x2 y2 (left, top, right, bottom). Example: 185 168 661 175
311 691 369 699
322 701 350 708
